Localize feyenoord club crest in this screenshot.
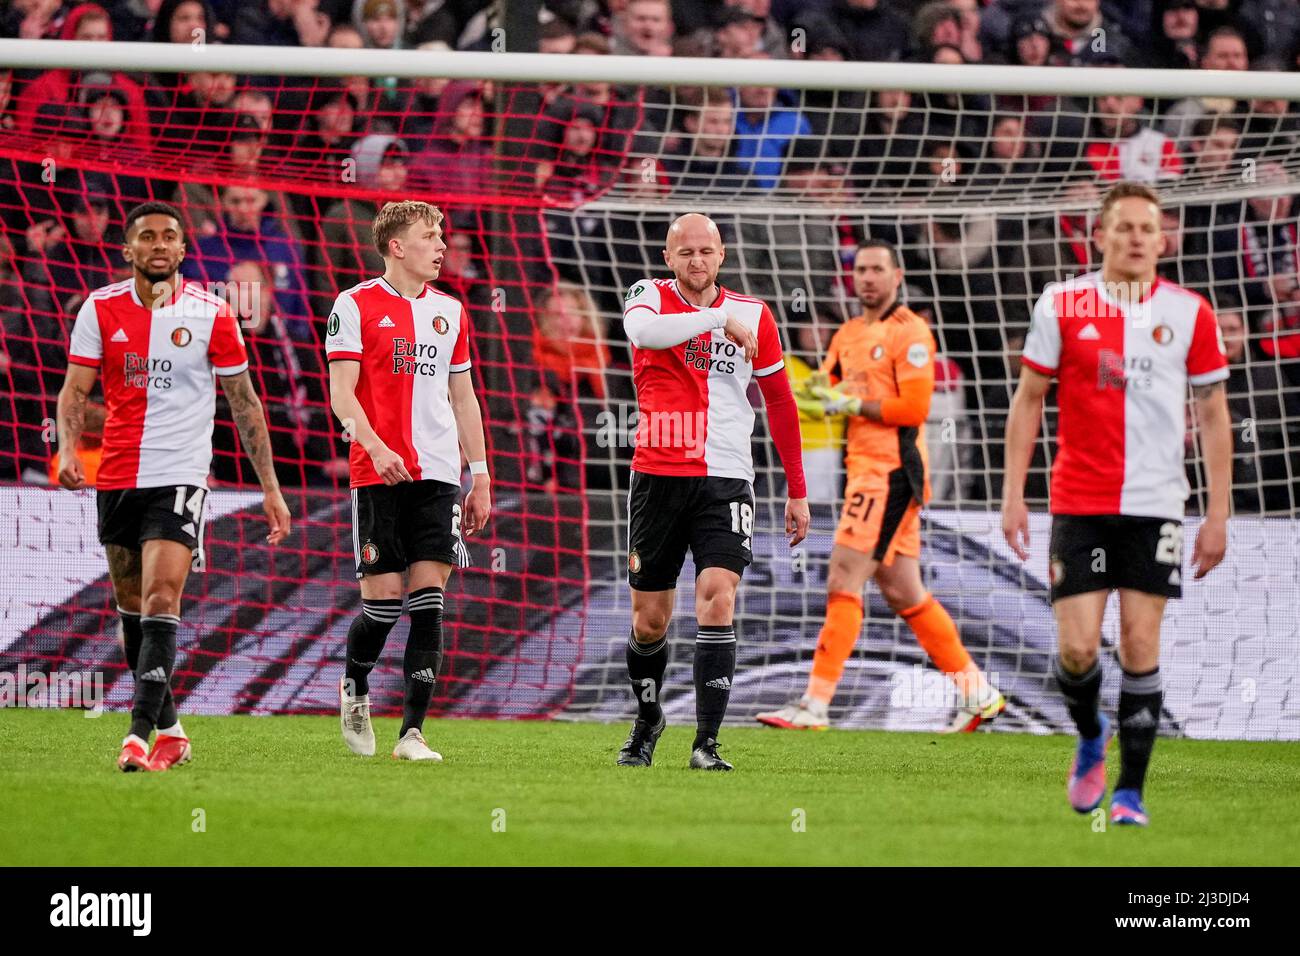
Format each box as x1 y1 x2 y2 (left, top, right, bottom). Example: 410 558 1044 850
1050 558 1066 587
1152 324 1174 345
171 327 192 347
432 315 450 335
871 345 885 360
361 542 379 565
628 550 642 573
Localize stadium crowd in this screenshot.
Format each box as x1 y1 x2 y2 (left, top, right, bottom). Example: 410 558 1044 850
1 0 1298 514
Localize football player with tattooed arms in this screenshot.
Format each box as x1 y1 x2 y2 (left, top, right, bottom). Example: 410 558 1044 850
58 200 291 773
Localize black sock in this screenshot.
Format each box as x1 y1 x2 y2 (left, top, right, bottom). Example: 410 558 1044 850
400 587 444 736
1116 667 1162 794
344 598 402 696
119 607 177 729
693 624 736 749
129 614 179 740
626 629 667 724
1055 658 1103 739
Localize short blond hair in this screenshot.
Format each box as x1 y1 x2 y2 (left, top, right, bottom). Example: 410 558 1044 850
373 200 443 257
1100 181 1160 226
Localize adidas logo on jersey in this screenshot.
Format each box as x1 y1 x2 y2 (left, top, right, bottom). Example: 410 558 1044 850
110 328 129 342
410 668 437 683
1078 323 1101 340
378 316 395 328
139 667 167 682
705 676 732 690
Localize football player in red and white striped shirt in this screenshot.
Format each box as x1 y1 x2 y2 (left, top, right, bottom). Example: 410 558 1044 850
1002 182 1232 826
56 200 291 773
616 213 809 771
327 200 490 762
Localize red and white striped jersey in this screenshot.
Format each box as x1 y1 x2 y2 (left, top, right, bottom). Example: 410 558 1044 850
623 277 785 480
1022 271 1229 520
325 276 471 488
68 278 249 490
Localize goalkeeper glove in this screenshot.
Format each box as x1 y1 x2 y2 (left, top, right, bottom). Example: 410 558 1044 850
808 382 862 417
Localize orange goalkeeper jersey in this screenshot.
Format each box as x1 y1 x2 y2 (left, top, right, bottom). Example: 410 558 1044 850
821 302 935 501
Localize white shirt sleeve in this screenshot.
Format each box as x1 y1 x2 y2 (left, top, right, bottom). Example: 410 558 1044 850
622 278 728 350
325 292 363 359
68 297 103 367
1022 287 1062 375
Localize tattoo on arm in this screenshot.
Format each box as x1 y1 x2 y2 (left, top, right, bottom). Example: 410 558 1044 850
59 380 90 450
222 372 280 492
1192 381 1226 400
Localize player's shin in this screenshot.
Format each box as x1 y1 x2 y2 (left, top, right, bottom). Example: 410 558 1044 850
899 593 996 707
1116 667 1162 794
400 587 444 736
119 607 180 733
345 598 403 696
1055 658 1104 739
626 629 668 723
693 625 736 748
129 614 180 740
806 591 864 706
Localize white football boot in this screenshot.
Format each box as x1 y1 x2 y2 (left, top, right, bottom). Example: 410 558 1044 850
943 684 1007 734
755 696 830 730
339 675 376 756
392 727 443 762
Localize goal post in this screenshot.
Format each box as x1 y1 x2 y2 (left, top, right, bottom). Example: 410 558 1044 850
0 41 1296 738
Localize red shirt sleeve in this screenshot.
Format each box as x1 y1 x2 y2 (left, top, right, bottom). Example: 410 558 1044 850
450 306 472 372
756 372 807 499
1187 298 1229 386
209 304 250 376
752 304 785 379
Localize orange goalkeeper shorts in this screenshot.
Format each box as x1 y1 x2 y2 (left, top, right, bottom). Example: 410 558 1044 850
833 470 922 564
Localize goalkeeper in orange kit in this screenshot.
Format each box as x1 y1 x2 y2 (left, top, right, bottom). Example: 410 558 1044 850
756 241 1005 733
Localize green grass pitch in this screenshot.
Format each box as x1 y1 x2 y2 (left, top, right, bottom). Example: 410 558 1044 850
2 709 1297 866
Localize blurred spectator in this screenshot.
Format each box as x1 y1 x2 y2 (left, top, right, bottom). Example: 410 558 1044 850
1149 0 1200 70
1161 26 1250 149
948 0 984 63
230 0 330 46
732 58 812 191
1084 87 1183 183
15 5 152 152
1212 165 1300 383
661 89 745 195
404 0 465 47
2 0 74 40
394 45 452 144
176 113 300 241
824 0 911 62
522 281 610 492
183 184 313 330
926 352 969 504
1157 206 1212 292
324 22 403 133
998 16 1060 114
354 0 406 49
0 67 12 135
913 2 964 60
1216 305 1297 512
979 327 1052 506
975 114 1039 190
409 80 491 195
1236 56 1300 164
1027 179 1099 284
21 190 117 318
536 101 606 199
319 134 410 293
1044 0 1131 67
215 259 345 486
286 84 360 171
713 7 765 59
1187 114 1243 185
851 89 926 192
784 319 845 502
791 19 869 157
721 0 788 58
612 0 674 57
